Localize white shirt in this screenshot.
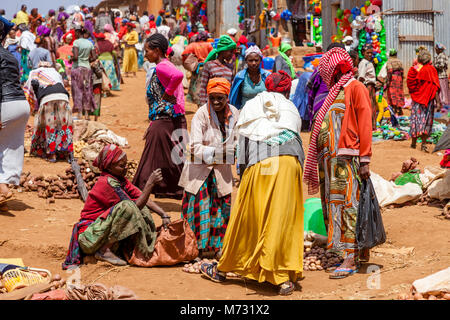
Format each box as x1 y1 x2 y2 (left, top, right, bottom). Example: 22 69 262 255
139 15 149 28
19 31 36 51
157 25 171 40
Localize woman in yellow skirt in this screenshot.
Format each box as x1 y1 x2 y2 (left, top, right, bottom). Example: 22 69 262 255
122 23 138 77
200 71 305 296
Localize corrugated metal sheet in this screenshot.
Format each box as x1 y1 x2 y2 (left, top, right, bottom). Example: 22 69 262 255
220 0 239 35
383 0 433 11
433 0 450 52
382 1 441 69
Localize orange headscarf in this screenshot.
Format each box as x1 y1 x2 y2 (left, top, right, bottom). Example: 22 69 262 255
206 78 233 127
207 78 231 96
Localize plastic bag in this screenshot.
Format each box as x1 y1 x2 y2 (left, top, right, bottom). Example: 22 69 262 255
394 170 422 188
356 178 386 250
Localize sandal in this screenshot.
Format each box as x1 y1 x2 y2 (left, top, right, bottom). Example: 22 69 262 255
279 281 295 296
200 262 226 283
329 267 359 279
0 191 13 205
359 249 370 263
325 263 342 273
94 251 127 266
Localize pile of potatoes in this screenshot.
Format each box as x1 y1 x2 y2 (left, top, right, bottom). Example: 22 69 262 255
74 141 87 158
397 288 450 300
182 259 239 278
303 246 344 271
125 160 139 181
17 159 99 200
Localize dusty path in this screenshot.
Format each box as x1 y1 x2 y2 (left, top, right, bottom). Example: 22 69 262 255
1 70 449 300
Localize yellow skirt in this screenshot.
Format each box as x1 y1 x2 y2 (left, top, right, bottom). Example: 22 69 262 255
123 47 138 73
218 155 304 285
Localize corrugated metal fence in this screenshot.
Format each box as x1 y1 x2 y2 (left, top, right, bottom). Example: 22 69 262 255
383 0 450 69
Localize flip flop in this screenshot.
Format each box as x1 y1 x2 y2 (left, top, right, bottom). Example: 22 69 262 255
200 262 226 283
325 263 342 273
329 267 359 279
0 191 13 205
279 281 295 296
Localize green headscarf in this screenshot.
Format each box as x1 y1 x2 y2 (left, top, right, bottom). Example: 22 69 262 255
204 34 237 64
278 42 296 78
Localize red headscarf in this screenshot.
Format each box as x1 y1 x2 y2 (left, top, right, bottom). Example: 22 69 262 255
93 32 106 39
93 144 126 172
237 35 248 48
304 47 354 195
265 70 292 93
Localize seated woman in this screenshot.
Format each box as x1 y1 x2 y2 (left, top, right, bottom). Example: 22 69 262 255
200 71 305 296
62 144 171 269
179 78 238 260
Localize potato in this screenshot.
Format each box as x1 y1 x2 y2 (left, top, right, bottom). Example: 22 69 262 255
188 267 195 273
52 274 61 282
413 293 423 300
443 293 450 300
428 295 437 300
397 293 409 300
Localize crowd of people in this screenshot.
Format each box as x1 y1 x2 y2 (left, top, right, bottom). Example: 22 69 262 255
0 4 448 297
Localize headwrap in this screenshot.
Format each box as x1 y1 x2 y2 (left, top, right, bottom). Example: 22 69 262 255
278 42 296 78
93 144 126 172
167 47 174 56
207 78 231 96
147 33 169 56
245 45 263 59
418 49 432 65
104 24 114 33
416 45 427 54
196 31 208 42
303 47 354 195
94 32 106 39
126 22 136 28
265 70 292 93
49 9 56 16
343 36 353 43
227 28 237 36
237 35 248 48
62 31 74 45
203 35 237 64
206 78 234 136
149 15 155 21
436 42 446 51
389 48 397 56
0 16 14 41
37 25 51 37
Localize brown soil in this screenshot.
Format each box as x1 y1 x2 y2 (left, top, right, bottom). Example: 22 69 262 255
1 70 449 300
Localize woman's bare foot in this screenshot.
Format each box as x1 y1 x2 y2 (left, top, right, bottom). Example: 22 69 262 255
95 248 127 266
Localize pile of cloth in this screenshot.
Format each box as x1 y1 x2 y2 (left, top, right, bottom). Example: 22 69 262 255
371 159 448 208
30 283 138 300
73 120 128 161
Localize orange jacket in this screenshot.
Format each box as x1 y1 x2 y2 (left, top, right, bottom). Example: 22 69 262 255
337 80 373 163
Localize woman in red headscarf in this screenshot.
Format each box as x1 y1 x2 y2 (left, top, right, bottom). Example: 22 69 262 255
179 78 238 260
303 47 373 279
200 71 306 296
62 144 171 269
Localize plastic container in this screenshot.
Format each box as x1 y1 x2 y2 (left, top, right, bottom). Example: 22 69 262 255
303 198 327 236
303 53 323 70
262 57 275 71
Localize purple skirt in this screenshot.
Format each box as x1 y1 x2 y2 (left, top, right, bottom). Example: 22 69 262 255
71 66 97 113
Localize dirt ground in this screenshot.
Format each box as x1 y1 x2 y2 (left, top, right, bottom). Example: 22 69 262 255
0 70 449 300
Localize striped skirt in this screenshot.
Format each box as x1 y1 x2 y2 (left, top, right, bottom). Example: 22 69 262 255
181 172 231 252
